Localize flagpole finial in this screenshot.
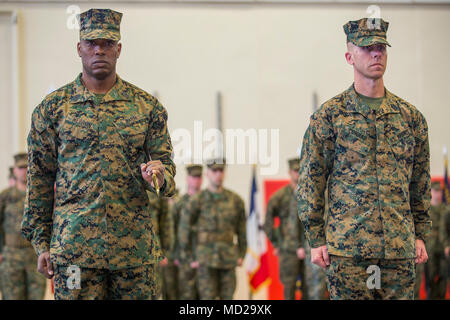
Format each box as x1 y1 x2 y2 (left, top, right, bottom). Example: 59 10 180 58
444 146 448 156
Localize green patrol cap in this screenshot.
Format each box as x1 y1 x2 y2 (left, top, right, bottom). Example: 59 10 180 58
288 157 300 171
14 153 28 168
79 9 122 41
431 181 442 190
343 18 391 47
206 158 226 170
186 164 203 177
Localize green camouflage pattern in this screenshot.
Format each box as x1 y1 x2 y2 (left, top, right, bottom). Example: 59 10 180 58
343 18 391 47
278 252 306 300
1 187 32 252
0 187 46 300
304 240 327 300
178 263 199 300
326 255 415 299
264 184 307 299
178 188 247 269
146 191 175 299
297 84 432 259
147 191 173 258
160 263 178 300
186 165 203 177
264 185 304 254
172 193 199 299
288 158 300 171
206 158 226 170
22 73 176 270
79 9 122 41
424 204 449 299
171 194 191 262
14 153 28 168
197 265 236 300
53 264 157 300
0 246 46 300
427 204 449 255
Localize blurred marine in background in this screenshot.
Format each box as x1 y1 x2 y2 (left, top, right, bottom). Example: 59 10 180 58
178 159 247 300
172 165 203 300
264 158 308 299
0 153 46 300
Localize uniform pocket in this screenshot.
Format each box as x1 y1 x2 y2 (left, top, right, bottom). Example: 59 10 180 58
114 116 148 150
387 130 415 165
60 111 97 147
335 128 370 183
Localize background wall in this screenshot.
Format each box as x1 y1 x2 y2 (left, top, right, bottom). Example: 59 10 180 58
0 1 449 299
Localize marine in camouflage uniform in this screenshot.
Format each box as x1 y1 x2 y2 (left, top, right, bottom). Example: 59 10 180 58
264 158 308 300
158 188 180 300
172 165 203 300
297 18 431 300
8 167 15 189
0 167 14 299
21 9 176 300
415 182 449 299
146 191 174 299
178 159 247 300
0 153 46 300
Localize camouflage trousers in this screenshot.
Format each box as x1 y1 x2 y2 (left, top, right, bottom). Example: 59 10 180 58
0 246 46 300
414 263 425 299
425 252 447 299
178 263 199 300
304 243 327 300
53 264 157 300
197 265 235 300
415 253 447 299
326 255 415 300
161 261 179 300
279 251 307 300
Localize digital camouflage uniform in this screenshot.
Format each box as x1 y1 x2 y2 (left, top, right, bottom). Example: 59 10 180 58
0 175 46 300
21 9 176 300
178 172 247 300
298 19 431 300
264 181 307 300
415 182 449 299
173 193 199 300
424 203 449 299
146 191 175 300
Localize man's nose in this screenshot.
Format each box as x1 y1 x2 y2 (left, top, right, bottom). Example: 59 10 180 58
94 45 106 55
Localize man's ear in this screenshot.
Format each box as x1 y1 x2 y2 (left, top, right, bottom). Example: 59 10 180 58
117 42 122 58
345 50 353 66
345 42 355 66
77 42 81 57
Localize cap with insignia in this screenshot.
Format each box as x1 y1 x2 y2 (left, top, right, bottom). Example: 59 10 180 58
343 18 391 47
14 153 28 168
206 158 226 170
431 181 442 190
288 157 300 172
186 164 203 177
79 8 123 41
